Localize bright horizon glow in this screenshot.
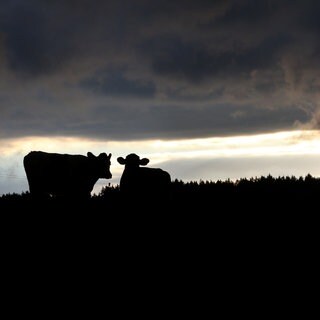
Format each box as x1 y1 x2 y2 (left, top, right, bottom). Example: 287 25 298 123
3 128 320 156
1 129 320 195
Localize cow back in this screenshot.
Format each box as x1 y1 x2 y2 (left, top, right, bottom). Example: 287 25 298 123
120 166 171 193
23 151 111 198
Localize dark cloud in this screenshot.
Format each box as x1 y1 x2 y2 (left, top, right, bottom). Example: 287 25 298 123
295 0 320 32
0 95 308 140
0 0 320 140
80 67 156 97
213 0 276 25
1 1 75 76
139 33 291 82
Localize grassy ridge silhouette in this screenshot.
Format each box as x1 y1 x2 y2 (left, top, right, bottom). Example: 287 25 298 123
1 174 317 267
1 174 319 212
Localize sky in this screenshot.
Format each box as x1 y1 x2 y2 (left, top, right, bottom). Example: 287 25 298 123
1 0 320 195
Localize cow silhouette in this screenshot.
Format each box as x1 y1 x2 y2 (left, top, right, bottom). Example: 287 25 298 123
23 151 112 199
117 153 171 197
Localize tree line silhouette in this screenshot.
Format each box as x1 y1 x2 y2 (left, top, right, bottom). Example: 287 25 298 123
1 174 319 212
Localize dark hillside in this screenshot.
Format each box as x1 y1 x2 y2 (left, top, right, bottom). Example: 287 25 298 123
1 174 319 213
1 174 317 288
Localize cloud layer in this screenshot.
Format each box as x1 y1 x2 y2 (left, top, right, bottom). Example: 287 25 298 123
1 0 320 140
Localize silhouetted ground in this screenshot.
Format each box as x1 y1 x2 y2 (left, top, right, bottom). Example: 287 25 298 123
1 175 317 299
1 174 318 222
1 174 319 210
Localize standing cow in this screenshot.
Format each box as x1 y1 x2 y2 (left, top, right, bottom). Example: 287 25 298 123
23 151 112 199
117 153 171 196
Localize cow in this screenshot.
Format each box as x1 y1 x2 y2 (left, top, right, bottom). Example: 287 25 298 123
117 153 171 198
23 151 112 199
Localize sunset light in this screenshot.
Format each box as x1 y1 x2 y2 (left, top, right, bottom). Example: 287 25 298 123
1 129 320 195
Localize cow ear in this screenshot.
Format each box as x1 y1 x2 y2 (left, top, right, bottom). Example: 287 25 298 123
140 158 149 166
117 157 126 165
87 152 95 159
100 153 111 159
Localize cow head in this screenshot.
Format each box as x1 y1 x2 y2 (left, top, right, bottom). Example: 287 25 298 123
88 152 112 179
117 153 149 169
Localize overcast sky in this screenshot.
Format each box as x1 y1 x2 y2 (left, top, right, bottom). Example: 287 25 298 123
1 0 320 195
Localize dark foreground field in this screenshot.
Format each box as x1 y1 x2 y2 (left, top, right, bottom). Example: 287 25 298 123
2 174 318 255
2 175 317 252
1 174 319 214
1 175 317 305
